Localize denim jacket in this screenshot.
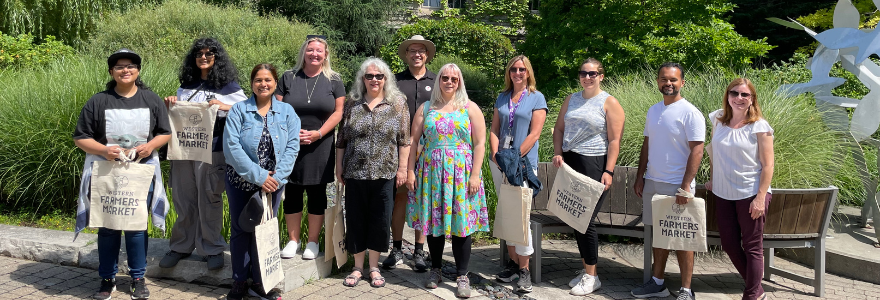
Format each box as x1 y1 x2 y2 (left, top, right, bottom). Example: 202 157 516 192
224 96 301 186
495 148 542 197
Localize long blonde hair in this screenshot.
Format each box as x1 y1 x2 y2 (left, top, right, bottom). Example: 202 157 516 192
502 55 537 95
291 37 341 80
430 63 469 110
717 78 763 126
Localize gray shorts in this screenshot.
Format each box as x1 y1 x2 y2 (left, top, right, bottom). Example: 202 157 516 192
641 179 695 224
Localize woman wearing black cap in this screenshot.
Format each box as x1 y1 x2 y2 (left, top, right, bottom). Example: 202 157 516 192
159 38 247 271
72 49 172 300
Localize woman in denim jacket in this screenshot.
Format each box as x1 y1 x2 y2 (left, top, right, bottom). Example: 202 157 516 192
223 63 301 300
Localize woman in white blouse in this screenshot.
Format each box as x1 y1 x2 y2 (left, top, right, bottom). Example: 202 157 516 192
706 78 774 300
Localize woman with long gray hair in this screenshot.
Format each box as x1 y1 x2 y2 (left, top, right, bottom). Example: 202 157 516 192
406 63 489 298
337 57 411 288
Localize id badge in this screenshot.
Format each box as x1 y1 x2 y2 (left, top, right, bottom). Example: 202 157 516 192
503 134 514 149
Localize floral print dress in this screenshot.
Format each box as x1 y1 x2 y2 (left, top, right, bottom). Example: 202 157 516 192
407 104 489 238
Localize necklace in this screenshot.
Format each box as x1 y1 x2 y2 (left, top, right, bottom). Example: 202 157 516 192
303 73 319 103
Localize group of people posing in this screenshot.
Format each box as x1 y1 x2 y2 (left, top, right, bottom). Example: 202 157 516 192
73 34 773 300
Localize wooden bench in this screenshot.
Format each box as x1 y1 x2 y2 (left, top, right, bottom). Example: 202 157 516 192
497 163 838 297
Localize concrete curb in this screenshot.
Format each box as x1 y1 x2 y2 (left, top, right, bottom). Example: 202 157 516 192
0 224 331 292
777 247 880 285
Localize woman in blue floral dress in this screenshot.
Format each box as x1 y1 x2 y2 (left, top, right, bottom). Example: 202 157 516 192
406 63 488 298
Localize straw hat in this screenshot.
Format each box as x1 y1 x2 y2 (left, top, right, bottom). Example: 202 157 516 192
397 35 436 64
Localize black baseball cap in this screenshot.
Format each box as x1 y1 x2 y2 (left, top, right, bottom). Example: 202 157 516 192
238 190 266 232
107 48 142 68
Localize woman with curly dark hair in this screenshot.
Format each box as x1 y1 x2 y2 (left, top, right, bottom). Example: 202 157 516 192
160 37 247 271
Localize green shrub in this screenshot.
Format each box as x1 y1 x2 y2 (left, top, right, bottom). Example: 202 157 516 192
538 69 844 195
86 0 313 91
426 54 497 108
379 18 515 80
0 0 153 46
0 32 73 69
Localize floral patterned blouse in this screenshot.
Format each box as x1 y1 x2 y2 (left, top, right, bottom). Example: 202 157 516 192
336 96 411 180
227 117 276 191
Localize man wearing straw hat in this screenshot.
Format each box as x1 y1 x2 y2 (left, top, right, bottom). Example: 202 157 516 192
383 35 437 272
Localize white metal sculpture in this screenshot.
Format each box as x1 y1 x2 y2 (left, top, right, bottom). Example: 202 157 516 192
773 0 880 246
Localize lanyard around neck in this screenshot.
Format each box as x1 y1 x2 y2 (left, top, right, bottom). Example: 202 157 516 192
508 89 527 129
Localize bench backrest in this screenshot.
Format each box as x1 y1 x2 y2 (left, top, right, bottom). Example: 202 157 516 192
533 162 839 235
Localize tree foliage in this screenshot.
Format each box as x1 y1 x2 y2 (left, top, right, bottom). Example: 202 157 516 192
726 0 836 64
0 0 155 46
521 0 773 88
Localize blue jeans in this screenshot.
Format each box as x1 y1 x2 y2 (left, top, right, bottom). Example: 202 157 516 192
226 174 284 283
98 183 154 279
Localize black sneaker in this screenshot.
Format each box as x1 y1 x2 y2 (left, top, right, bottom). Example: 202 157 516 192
412 249 429 272
204 253 224 270
494 259 519 283
93 278 116 300
158 251 190 268
227 280 248 300
249 283 282 300
382 248 404 269
130 277 150 300
516 268 533 293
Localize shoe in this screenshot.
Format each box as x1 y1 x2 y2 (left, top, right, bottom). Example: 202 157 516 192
631 279 670 298
92 278 116 300
425 268 442 289
412 249 429 272
249 282 282 300
570 273 601 296
302 242 319 260
455 275 471 298
676 288 695 300
280 240 299 259
515 268 532 293
129 277 150 300
568 269 586 288
494 259 519 283
227 281 248 300
382 248 404 269
204 253 224 270
158 251 190 268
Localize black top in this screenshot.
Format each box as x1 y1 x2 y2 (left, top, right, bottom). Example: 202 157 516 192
227 117 276 191
276 69 346 185
73 88 172 147
395 68 437 126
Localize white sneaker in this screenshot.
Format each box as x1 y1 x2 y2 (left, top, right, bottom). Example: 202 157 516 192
302 242 319 260
280 240 299 259
568 269 586 288
570 274 601 296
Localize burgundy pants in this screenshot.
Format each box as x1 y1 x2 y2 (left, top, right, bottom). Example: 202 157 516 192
714 193 771 300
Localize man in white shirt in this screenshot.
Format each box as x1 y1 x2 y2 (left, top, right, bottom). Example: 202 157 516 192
631 62 705 300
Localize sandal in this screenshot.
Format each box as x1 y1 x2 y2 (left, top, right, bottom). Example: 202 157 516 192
343 267 363 287
369 267 386 288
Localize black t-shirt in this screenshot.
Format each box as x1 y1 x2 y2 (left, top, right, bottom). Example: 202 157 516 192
73 88 172 147
276 69 346 131
395 69 436 126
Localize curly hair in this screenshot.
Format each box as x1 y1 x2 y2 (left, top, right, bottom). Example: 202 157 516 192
178 38 239 89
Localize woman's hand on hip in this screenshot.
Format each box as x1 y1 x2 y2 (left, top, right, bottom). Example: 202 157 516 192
750 193 766 220
262 171 278 193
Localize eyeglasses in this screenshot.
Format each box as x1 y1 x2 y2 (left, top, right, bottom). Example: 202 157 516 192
112 64 139 71
440 75 459 83
509 67 527 74
196 52 215 58
579 71 600 78
364 73 385 80
727 90 752 98
408 49 427 56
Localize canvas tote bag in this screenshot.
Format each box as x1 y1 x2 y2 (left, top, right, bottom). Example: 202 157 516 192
490 162 532 246
547 162 606 234
651 189 708 252
89 152 154 231
167 102 218 163
254 192 284 292
324 183 348 267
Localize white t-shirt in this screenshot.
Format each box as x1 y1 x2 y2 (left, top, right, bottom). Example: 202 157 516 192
643 99 705 186
708 109 773 200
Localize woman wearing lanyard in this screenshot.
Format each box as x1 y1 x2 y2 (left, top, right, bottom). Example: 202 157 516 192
489 55 547 293
551 58 625 296
276 36 346 260
161 37 247 270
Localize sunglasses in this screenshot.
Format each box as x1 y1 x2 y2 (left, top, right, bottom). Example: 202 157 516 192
196 51 215 58
509 67 527 74
441 75 459 83
727 90 752 98
364 73 385 80
112 64 139 71
579 71 600 78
